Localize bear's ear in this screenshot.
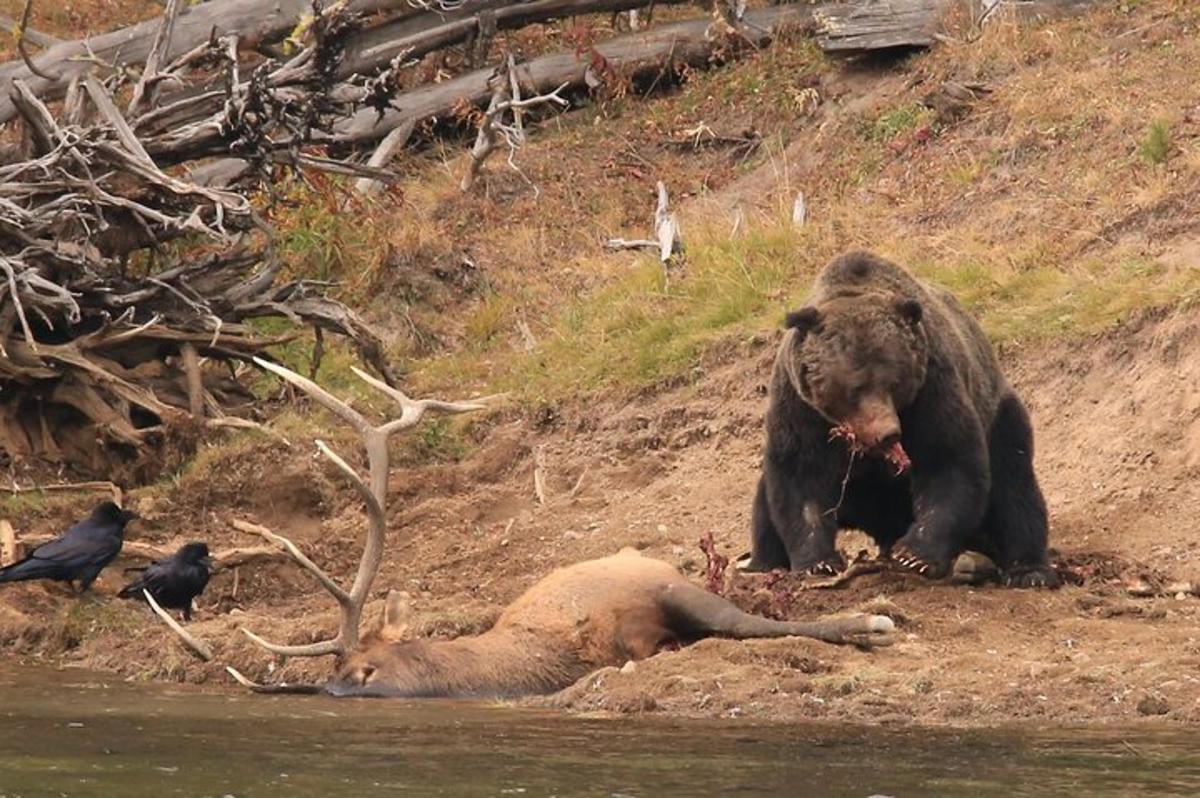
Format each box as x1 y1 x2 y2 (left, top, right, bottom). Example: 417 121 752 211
784 307 821 335
895 298 923 327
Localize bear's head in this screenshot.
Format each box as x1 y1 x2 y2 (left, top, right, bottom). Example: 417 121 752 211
782 293 929 453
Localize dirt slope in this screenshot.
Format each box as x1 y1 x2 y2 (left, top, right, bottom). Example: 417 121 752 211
4 304 1200 727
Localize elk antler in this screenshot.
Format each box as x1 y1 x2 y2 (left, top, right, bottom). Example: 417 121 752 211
238 358 495 659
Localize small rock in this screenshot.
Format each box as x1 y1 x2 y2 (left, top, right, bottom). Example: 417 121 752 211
620 661 637 675
1125 579 1158 597
1136 695 1170 716
656 524 669 534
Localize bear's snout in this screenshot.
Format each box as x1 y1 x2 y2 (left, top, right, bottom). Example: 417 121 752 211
846 396 901 451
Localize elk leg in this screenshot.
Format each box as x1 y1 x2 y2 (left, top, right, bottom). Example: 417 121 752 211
658 582 895 648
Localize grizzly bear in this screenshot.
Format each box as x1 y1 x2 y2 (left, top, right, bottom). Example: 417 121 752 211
746 251 1058 588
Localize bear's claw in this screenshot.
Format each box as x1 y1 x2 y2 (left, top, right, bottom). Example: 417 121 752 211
890 544 949 579
1003 565 1062 589
798 553 846 577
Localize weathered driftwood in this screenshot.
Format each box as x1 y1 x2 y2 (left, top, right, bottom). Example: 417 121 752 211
606 181 683 261
132 0 707 166
0 14 403 475
2 0 698 136
335 6 810 146
334 0 697 81
188 5 813 187
0 0 418 124
814 0 945 52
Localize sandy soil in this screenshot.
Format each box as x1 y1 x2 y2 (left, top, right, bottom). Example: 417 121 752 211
3 304 1200 727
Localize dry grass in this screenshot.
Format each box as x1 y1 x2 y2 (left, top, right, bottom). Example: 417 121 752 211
379 0 1200 402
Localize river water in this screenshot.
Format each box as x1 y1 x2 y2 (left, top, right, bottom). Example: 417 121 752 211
1 664 1198 797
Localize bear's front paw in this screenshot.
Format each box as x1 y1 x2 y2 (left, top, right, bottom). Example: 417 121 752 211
1003 564 1061 589
793 552 847 576
890 541 951 579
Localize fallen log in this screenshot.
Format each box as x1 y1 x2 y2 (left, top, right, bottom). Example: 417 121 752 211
813 0 945 52
0 0 694 130
335 0 696 80
0 0 417 125
812 0 1101 53
188 3 815 186
977 0 1100 24
338 5 812 144
131 0 700 159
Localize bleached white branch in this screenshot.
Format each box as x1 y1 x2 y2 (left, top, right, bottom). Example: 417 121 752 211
460 62 570 192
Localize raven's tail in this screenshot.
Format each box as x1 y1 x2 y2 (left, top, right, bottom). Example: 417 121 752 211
0 558 52 584
117 578 147 600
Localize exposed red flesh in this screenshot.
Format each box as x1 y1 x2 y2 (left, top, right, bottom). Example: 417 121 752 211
698 532 729 595
884 441 912 475
829 423 912 475
827 423 865 454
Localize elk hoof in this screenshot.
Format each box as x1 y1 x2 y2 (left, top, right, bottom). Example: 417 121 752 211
840 614 897 648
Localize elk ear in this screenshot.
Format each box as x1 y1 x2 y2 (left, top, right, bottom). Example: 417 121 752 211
380 590 413 642
896 298 922 327
784 307 821 335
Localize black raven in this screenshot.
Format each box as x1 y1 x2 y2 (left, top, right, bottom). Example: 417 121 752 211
119 541 214 621
0 501 137 591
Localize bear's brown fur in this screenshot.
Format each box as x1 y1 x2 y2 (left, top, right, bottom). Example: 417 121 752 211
747 251 1058 588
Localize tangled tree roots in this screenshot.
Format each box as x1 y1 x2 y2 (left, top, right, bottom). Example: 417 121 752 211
0 7 400 479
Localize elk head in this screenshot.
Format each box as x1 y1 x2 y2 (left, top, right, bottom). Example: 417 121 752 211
324 590 418 697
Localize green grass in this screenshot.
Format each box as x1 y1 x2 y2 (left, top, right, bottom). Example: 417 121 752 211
271 177 390 298
1139 120 1172 164
910 253 1200 342
408 214 1200 407
868 104 935 142
421 222 808 403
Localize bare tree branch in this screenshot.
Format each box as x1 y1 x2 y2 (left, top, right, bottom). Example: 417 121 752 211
460 57 569 192
127 0 185 116
12 0 58 80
